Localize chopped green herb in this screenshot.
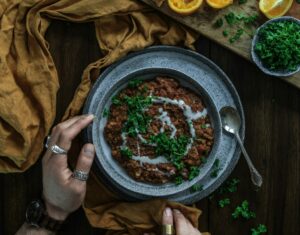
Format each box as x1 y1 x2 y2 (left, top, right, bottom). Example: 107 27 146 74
232 200 256 220
112 96 122 105
123 95 153 136
191 184 203 192
120 147 133 159
175 176 183 185
201 157 207 164
251 224 267 235
218 178 240 194
210 158 221 178
238 0 247 4
201 124 207 129
225 12 237 26
188 166 200 180
149 133 189 171
213 18 223 28
242 14 258 26
218 198 230 208
229 29 244 43
103 108 109 117
255 20 300 71
223 30 229 37
128 79 143 88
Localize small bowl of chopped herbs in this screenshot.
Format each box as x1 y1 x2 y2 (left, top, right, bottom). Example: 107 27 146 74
251 16 300 77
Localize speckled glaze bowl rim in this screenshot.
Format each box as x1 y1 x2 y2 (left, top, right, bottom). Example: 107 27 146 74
251 16 300 77
90 68 222 197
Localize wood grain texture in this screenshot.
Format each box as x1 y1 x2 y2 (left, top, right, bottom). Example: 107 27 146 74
0 20 299 235
140 0 300 89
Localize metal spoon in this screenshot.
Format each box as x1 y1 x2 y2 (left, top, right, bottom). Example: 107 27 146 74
220 106 263 187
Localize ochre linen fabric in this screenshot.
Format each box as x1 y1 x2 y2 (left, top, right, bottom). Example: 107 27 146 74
0 0 211 234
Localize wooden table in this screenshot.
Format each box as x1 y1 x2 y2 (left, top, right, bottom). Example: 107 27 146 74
1 19 300 235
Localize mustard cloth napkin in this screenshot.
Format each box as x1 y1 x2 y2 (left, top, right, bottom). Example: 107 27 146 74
0 0 210 234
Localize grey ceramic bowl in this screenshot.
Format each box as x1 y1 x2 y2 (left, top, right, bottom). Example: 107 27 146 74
251 16 300 77
87 68 222 197
83 46 245 202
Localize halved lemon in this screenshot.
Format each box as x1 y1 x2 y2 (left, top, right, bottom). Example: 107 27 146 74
167 0 203 15
259 0 293 19
206 0 233 9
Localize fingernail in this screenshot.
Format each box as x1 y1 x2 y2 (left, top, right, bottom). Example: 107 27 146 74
86 114 94 119
164 207 172 217
84 144 95 156
173 209 181 214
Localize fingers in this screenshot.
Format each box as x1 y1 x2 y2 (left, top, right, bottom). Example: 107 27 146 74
74 143 95 178
162 207 174 225
56 114 94 152
173 209 201 235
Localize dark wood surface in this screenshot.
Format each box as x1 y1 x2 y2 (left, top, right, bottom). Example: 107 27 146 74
0 19 299 235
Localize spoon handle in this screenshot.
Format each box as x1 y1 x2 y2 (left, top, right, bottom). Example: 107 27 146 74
235 133 263 187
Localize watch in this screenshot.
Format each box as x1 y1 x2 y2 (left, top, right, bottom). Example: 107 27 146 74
25 199 64 232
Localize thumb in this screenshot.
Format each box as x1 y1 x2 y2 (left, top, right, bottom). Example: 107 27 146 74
74 144 95 175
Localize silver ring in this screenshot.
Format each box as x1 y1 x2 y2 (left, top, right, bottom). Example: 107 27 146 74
45 135 51 148
50 145 68 155
72 170 89 181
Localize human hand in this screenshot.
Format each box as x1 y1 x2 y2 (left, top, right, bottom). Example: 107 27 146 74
161 207 201 235
42 114 95 221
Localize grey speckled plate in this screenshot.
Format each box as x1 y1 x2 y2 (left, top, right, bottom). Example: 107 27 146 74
83 46 245 204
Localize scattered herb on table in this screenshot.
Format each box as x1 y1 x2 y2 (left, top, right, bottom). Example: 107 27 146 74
251 224 267 235
232 200 256 219
128 79 143 88
218 198 230 208
103 108 109 117
218 178 240 194
213 18 223 28
223 30 229 37
225 12 237 26
210 158 221 178
255 20 300 71
229 29 244 43
191 184 203 192
120 147 133 159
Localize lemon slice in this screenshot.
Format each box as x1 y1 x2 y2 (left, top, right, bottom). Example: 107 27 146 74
259 0 293 19
206 0 233 9
167 0 203 15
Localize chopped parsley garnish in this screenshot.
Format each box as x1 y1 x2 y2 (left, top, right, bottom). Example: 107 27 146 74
225 12 236 26
218 198 230 208
103 108 109 117
213 18 223 28
210 158 221 178
229 29 244 43
120 147 133 159
232 200 256 220
191 184 203 192
175 176 183 185
128 79 143 88
218 178 240 194
149 133 189 171
251 224 267 235
255 20 300 71
112 96 122 105
201 124 207 129
123 95 153 137
188 166 200 180
223 30 229 37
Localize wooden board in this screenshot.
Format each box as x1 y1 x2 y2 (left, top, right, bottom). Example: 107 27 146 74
140 0 300 89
